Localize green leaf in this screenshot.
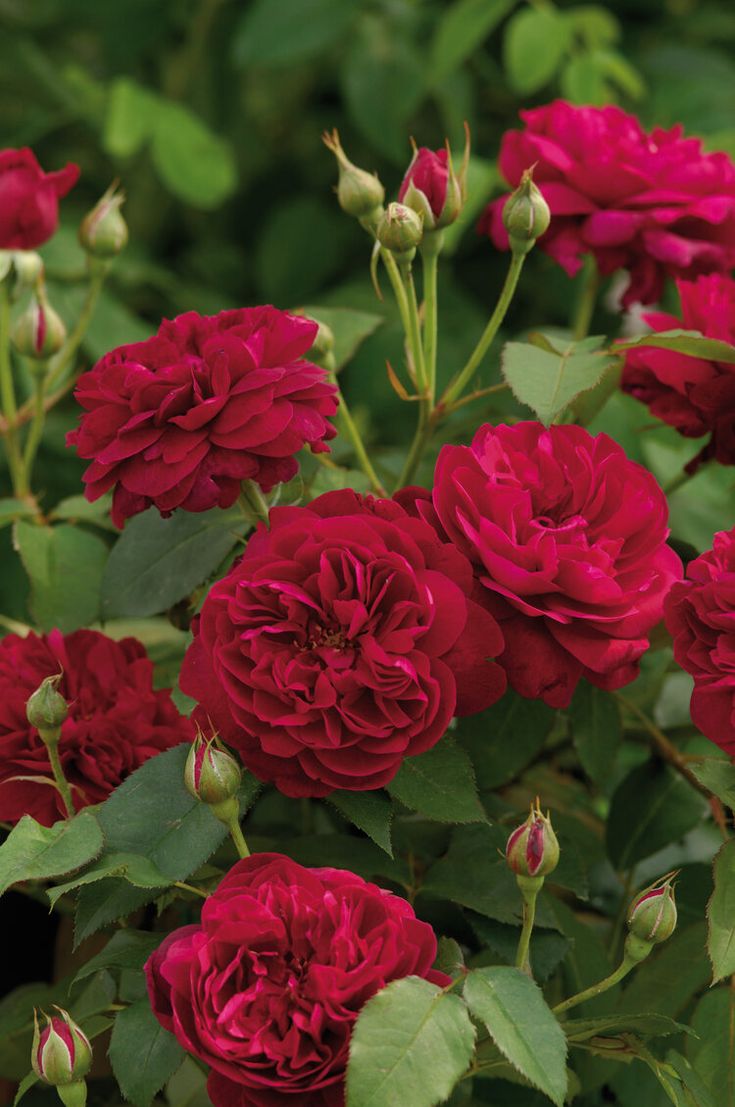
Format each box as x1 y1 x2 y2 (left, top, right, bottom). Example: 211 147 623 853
234 0 359 68
100 506 243 618
707 839 735 984
665 1050 718 1107
387 739 485 823
464 966 568 1106
297 305 383 371
617 328 735 364
570 683 622 786
691 759 735 808
0 498 36 530
151 101 237 209
561 54 610 105
562 1013 690 1043
457 690 553 791
14 521 108 632
103 76 157 158
503 8 571 94
72 930 162 989
346 976 475 1107
328 791 394 856
688 988 735 1107
502 338 620 426
12 1071 37 1107
47 851 173 907
606 761 706 870
429 0 515 84
50 493 117 531
109 999 185 1107
0 812 103 897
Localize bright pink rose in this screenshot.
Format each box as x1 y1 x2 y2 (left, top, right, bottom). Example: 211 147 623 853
0 148 79 250
479 101 735 306
430 422 682 708
67 307 338 528
180 488 505 797
665 528 735 753
145 853 447 1107
622 274 735 469
0 629 192 826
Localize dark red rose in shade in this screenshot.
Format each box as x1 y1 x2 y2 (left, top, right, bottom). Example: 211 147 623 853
430 422 682 709
622 274 735 470
0 629 193 826
180 488 505 797
0 148 79 250
479 100 735 306
665 527 735 754
67 307 338 528
145 853 448 1107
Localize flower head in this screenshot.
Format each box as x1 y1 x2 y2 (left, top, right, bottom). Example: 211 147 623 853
32 1007 92 1086
0 148 79 250
627 872 678 944
506 799 560 878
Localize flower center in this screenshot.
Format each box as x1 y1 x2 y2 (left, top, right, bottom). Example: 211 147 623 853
306 624 348 651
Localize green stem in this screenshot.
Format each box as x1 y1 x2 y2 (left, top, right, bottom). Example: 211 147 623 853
421 232 443 404
44 262 107 391
400 260 427 395
331 373 386 494
45 739 75 818
380 249 413 357
572 259 600 342
441 250 526 410
516 893 537 975
238 479 270 525
396 404 432 489
228 816 250 859
553 957 635 1015
0 281 24 494
174 880 208 899
22 372 47 487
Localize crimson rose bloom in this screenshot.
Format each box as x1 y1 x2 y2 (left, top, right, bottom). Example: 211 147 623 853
479 101 735 306
180 488 505 797
0 148 79 250
427 422 682 708
0 629 192 826
145 853 447 1107
665 528 735 754
622 274 735 469
67 307 338 528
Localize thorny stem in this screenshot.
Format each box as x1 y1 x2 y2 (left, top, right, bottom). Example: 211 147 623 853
553 958 635 1016
46 741 76 819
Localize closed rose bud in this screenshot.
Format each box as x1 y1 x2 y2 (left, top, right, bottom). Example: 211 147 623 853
322 129 385 222
502 169 551 256
506 799 560 879
185 731 242 808
303 315 335 370
12 250 44 290
398 126 470 231
32 1008 92 1087
26 673 68 740
627 873 678 945
11 291 66 362
377 202 424 256
78 183 128 259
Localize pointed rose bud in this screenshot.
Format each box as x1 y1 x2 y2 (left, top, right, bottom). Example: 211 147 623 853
11 289 66 363
78 183 128 259
506 799 560 880
302 314 335 370
322 130 385 224
12 250 45 291
26 673 68 742
377 202 424 258
32 1008 92 1087
627 872 678 945
502 168 551 256
185 730 242 809
398 125 470 231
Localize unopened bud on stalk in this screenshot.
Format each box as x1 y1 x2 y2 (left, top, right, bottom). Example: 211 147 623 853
626 872 678 957
185 730 242 825
506 798 560 881
322 129 385 224
377 202 424 259
32 1007 92 1106
11 289 66 363
79 183 128 259
26 673 68 742
399 125 470 231
12 251 44 291
303 315 335 370
502 168 551 256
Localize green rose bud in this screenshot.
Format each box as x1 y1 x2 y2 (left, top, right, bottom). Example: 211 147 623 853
78 183 128 259
11 290 66 363
32 1007 92 1088
627 872 678 946
506 799 560 880
185 731 242 825
376 202 424 258
502 168 551 256
322 129 385 224
26 673 68 742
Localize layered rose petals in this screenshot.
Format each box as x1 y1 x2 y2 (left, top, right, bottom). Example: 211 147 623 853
67 307 338 528
665 528 735 754
0 629 192 826
479 100 735 306
180 489 505 797
430 422 682 708
622 274 735 469
0 147 79 250
145 853 446 1107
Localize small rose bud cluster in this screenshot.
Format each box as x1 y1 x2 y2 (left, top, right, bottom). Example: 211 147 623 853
506 797 560 889
32 1007 92 1107
624 872 678 964
185 729 242 826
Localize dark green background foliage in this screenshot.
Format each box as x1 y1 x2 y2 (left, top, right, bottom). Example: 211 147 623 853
2 2 735 1106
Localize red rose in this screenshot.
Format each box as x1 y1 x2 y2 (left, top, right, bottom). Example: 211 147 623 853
145 853 447 1107
665 528 735 754
398 144 463 229
0 629 192 826
622 274 735 469
67 307 338 528
430 422 682 708
0 148 79 250
479 101 735 306
180 488 505 797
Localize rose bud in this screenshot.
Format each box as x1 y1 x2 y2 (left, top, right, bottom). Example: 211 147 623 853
32 1007 92 1103
322 129 385 226
303 314 335 371
502 168 551 256
506 799 560 881
12 250 44 291
377 202 424 261
627 873 678 946
79 182 128 260
11 289 66 364
398 127 470 231
26 673 68 743
185 731 242 823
